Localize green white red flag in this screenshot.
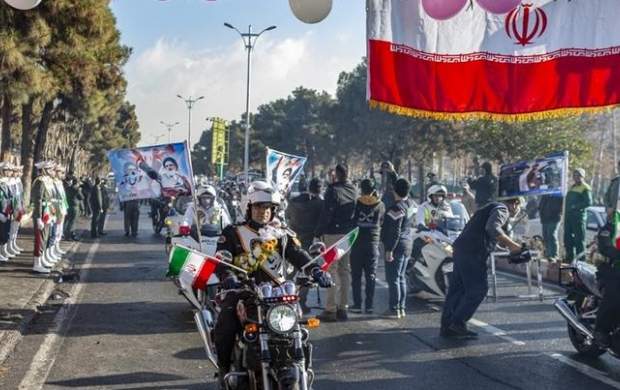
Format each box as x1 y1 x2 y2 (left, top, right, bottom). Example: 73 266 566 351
168 245 218 290
319 228 359 271
612 211 620 250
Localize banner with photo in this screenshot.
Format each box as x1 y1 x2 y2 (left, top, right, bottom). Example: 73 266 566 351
498 152 568 199
107 142 195 202
266 148 307 198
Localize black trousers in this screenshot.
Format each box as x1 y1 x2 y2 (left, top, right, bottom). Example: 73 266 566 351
596 267 620 334
124 203 140 235
98 210 107 234
90 209 101 237
350 240 379 309
0 220 10 245
64 207 78 238
214 293 242 372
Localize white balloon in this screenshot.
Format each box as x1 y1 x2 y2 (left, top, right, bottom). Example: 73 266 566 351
289 0 332 24
3 0 42 10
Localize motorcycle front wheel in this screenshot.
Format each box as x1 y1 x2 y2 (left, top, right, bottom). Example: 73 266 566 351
567 324 606 358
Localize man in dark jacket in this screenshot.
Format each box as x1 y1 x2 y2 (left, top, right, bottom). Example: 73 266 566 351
381 178 416 319
98 179 110 236
80 177 92 217
315 164 358 322
90 178 103 238
287 178 323 313
351 179 385 314
593 221 620 348
539 194 564 261
380 161 398 209
441 197 524 338
468 162 498 208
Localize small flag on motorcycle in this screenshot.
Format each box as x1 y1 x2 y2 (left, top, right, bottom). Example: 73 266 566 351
168 245 218 290
303 228 359 271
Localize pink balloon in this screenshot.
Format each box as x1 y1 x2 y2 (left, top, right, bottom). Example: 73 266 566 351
476 0 521 14
422 0 468 20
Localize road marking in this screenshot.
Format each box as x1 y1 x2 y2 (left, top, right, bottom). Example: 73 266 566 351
18 241 100 390
467 318 526 346
548 353 620 389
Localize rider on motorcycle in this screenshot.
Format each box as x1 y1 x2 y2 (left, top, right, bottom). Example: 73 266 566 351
213 181 333 384
412 185 454 261
182 184 231 231
594 221 620 347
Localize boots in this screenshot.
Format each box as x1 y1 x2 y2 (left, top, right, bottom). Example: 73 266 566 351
0 244 13 259
0 250 7 262
4 243 17 258
41 249 57 268
56 243 67 255
14 237 24 252
33 257 51 274
51 244 63 260
9 239 21 255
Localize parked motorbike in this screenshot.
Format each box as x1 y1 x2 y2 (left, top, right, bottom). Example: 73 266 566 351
554 259 620 358
406 217 463 298
217 276 320 390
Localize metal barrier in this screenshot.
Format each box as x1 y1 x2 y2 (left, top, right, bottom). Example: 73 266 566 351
488 250 544 302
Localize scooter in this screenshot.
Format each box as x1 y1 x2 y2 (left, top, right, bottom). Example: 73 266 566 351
406 225 456 298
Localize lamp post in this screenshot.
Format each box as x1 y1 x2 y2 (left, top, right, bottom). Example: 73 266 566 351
160 121 181 143
224 22 276 185
177 95 204 147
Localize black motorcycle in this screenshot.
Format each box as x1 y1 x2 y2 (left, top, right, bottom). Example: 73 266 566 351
151 197 173 235
554 260 620 358
193 275 319 390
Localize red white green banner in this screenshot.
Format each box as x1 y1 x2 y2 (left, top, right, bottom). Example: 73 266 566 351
168 245 218 291
315 228 359 271
367 0 620 121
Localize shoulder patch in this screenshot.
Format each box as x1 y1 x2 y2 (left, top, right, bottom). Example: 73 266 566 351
387 209 405 220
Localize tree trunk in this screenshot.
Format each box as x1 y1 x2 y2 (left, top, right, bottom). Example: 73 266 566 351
21 99 35 205
417 162 426 203
33 101 54 164
1 94 13 160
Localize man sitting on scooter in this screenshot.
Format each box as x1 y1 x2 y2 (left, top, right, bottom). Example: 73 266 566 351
594 221 620 348
213 181 333 386
412 185 454 262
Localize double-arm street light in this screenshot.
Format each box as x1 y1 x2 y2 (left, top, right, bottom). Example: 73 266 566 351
177 95 204 146
224 22 276 185
160 121 181 143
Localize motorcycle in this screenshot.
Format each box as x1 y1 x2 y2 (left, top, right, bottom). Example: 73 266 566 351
406 217 463 298
554 258 620 358
215 276 320 390
151 196 173 235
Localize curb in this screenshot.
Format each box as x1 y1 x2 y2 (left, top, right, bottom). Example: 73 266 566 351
0 241 80 367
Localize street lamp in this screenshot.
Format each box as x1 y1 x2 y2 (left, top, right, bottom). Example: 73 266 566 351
177 95 204 147
160 121 181 143
152 133 166 143
224 22 277 185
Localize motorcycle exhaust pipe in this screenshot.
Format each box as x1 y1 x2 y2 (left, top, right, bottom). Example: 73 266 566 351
194 310 219 370
553 298 594 340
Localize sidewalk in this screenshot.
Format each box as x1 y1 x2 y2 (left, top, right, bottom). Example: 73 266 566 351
0 216 92 365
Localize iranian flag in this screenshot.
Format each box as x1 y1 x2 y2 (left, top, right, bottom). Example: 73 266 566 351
612 211 620 250
367 0 620 120
168 245 218 290
319 228 359 271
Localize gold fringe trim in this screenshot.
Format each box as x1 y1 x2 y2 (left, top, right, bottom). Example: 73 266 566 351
369 99 618 122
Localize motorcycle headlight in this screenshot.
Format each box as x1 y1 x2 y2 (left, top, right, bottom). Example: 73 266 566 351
266 304 298 334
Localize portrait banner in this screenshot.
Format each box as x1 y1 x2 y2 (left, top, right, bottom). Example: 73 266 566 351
265 148 307 198
498 152 568 199
367 0 620 121
107 142 195 202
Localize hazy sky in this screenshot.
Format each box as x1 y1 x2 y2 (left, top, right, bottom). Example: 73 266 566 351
109 0 367 146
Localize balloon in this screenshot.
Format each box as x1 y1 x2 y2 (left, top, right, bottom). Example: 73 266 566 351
476 0 521 14
3 0 41 10
289 0 332 24
421 0 468 21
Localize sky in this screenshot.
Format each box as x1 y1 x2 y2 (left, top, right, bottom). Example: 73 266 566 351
109 0 367 147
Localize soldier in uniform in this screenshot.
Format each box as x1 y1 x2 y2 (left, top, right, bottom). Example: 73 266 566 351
8 163 25 255
50 164 69 259
213 181 333 382
32 161 57 273
0 163 13 262
90 178 104 238
98 179 110 236
64 175 84 241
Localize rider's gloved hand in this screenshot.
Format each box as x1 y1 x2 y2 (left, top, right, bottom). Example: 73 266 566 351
310 267 334 288
221 275 240 290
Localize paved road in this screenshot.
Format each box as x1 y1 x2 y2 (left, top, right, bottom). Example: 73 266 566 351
0 208 619 389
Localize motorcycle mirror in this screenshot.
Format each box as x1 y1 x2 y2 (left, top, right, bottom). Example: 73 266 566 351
216 250 233 263
309 242 326 257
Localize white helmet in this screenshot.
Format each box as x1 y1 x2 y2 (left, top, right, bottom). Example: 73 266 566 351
246 180 281 206
427 184 448 200
196 184 217 198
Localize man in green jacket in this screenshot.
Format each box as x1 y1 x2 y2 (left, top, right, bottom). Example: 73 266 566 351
563 168 592 262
